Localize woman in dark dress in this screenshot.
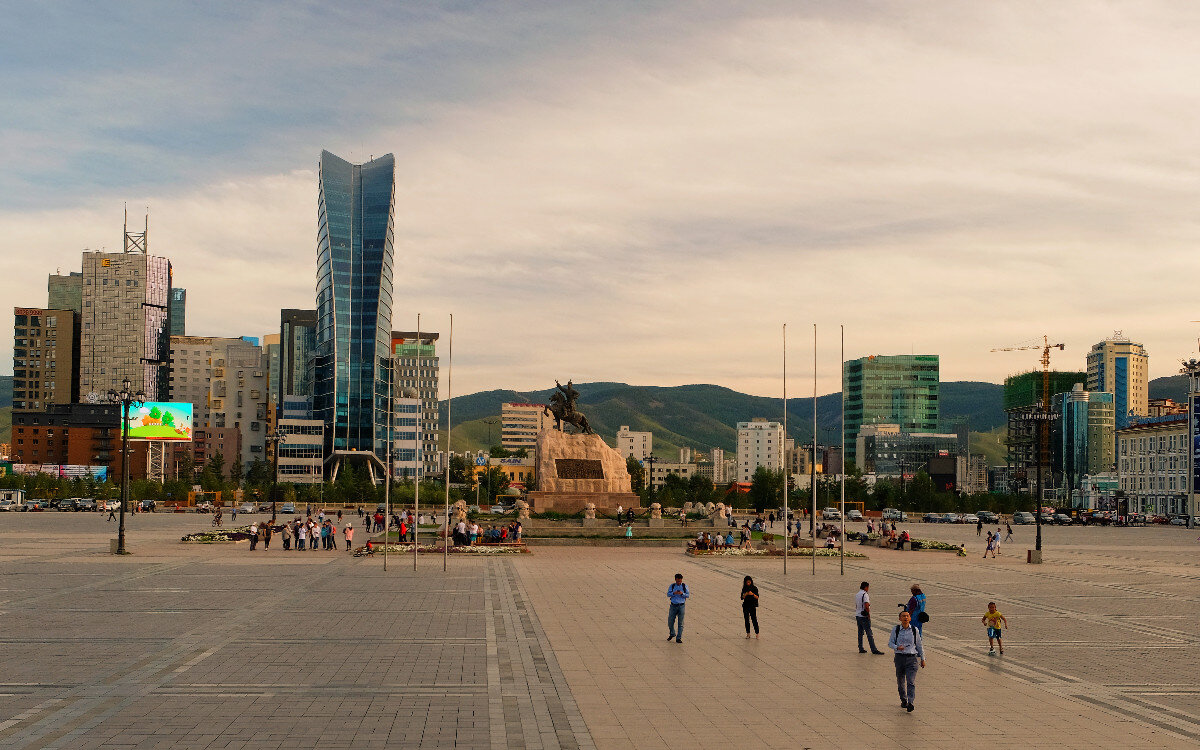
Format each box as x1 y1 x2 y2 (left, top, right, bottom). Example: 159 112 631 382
741 576 760 639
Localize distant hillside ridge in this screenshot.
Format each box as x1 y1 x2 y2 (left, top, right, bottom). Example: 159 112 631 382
440 381 1004 456
0 375 11 408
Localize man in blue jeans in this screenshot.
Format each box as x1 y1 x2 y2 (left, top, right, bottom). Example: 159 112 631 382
667 573 689 643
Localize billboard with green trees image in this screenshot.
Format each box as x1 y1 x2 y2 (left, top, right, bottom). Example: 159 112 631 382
123 402 194 441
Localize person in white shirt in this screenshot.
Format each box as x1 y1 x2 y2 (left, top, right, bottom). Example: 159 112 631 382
855 582 884 654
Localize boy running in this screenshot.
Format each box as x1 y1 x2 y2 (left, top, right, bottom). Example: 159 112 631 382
982 602 1008 654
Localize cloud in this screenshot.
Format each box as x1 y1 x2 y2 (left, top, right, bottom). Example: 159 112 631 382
3 1 1200 401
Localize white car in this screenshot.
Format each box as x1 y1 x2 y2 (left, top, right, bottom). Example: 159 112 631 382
821 507 841 520
846 509 863 521
103 499 121 511
962 514 980 524
0 499 17 512
238 503 255 514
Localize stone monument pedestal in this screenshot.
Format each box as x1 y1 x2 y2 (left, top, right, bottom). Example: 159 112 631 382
528 429 640 514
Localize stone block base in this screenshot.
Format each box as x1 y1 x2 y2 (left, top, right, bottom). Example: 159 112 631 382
528 491 641 514
647 518 664 528
1027 549 1043 564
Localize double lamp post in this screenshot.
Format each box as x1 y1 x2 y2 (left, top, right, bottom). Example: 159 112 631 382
108 377 145 555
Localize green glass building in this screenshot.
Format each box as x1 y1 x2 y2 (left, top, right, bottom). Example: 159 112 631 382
843 354 939 467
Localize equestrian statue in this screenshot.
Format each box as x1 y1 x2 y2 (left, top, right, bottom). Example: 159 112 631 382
544 379 593 434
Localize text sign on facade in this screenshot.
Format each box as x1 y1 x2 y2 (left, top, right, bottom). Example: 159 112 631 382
554 459 605 480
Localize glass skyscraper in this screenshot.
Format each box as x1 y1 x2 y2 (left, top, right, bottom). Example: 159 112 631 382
314 150 395 463
843 354 940 468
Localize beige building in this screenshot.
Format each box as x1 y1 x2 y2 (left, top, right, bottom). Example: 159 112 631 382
79 247 172 401
169 336 268 469
501 402 548 451
1086 333 1149 428
617 425 653 460
737 418 784 483
1117 416 1188 516
12 308 78 410
647 460 695 489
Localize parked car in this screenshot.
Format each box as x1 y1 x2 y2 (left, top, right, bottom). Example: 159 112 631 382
1053 513 1073 525
846 509 864 521
23 500 45 511
238 503 255 514
1150 514 1170 524
922 512 940 523
821 507 841 520
103 499 121 511
1013 511 1035 525
961 514 980 524
882 508 907 521
0 499 18 512
139 499 157 511
941 513 959 524
280 503 296 515
976 511 998 523
195 501 214 513
1169 515 1189 526
1039 512 1054 524
77 498 98 511
489 505 509 514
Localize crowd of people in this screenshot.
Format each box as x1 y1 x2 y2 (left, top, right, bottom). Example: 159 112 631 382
450 520 523 546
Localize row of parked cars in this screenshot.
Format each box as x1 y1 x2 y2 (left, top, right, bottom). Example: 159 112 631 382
0 497 121 512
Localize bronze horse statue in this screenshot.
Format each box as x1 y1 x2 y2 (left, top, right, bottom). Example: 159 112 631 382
544 379 593 434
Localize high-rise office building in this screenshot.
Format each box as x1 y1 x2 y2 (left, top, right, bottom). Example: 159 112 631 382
392 332 439 477
1054 383 1115 503
47 272 83 314
262 333 280 406
736 418 784 483
169 288 186 335
279 309 317 408
502 403 548 452
78 218 172 401
314 151 395 481
843 354 939 467
12 307 79 410
1003 370 1088 494
1087 333 1149 429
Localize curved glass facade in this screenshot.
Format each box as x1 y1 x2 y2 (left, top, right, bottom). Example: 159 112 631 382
314 150 395 458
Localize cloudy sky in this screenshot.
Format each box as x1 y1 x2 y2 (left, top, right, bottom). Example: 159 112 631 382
4 1 1199 398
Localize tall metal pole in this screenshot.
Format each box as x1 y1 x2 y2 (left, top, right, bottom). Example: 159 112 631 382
812 323 817 576
384 342 392 572
840 324 845 575
782 323 787 575
1183 359 1200 530
414 314 421 570
119 398 130 553
443 314 453 572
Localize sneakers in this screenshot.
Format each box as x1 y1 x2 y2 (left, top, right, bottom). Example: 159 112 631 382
859 648 868 653
668 634 675 641
872 650 885 655
906 703 915 712
675 638 682 643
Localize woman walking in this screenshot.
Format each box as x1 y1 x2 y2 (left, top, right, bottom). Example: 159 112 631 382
741 576 760 639
905 584 927 635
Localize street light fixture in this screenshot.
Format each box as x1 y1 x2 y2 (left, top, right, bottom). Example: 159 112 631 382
267 424 287 519
1180 358 1200 530
107 377 145 555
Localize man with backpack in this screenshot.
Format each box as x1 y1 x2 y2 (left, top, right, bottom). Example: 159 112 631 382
888 610 925 712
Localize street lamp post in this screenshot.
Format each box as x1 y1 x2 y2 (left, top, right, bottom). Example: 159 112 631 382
1181 359 1200 530
107 377 145 555
267 425 287 519
643 454 657 508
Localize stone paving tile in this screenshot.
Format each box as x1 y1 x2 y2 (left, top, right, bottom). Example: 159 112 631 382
513 529 1200 750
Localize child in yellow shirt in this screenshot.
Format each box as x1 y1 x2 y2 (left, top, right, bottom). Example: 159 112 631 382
982 602 1008 654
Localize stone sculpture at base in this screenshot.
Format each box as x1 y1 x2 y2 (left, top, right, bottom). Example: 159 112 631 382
527 428 640 514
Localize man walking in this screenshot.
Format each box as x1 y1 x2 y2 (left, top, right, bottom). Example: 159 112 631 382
666 573 689 643
888 610 925 711
1004 522 1014 543
856 582 885 655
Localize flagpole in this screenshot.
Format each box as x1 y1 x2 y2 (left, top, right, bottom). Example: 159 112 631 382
443 314 453 572
414 314 420 571
812 323 817 576
782 323 787 576
840 324 845 576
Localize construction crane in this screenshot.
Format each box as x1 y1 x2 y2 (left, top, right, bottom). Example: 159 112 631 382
991 335 1066 412
991 335 1065 555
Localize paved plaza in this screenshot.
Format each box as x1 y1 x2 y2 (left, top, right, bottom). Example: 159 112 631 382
1 513 1199 748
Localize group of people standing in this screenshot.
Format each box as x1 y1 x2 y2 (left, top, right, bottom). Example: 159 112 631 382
450 519 522 546
247 517 354 551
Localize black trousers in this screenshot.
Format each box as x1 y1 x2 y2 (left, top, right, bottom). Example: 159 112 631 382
743 605 759 634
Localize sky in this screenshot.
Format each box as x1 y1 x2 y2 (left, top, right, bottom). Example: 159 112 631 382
4 1 1200 399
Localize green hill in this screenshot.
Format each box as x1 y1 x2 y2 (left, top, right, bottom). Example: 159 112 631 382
0 376 11 408
0 406 9 444
442 381 1003 457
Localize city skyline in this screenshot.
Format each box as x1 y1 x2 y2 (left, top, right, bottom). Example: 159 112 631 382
4 2 1200 398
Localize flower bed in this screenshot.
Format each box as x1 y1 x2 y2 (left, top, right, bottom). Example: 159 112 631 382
910 539 965 553
181 526 256 543
688 547 867 559
353 544 529 557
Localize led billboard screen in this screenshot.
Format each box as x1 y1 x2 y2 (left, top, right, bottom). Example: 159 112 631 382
124 402 194 441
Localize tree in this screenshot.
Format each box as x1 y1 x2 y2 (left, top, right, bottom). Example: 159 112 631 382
448 455 473 485
748 466 784 512
481 466 510 503
626 456 645 494
177 451 195 484
687 474 716 506
230 456 244 487
489 445 513 458
206 452 226 481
